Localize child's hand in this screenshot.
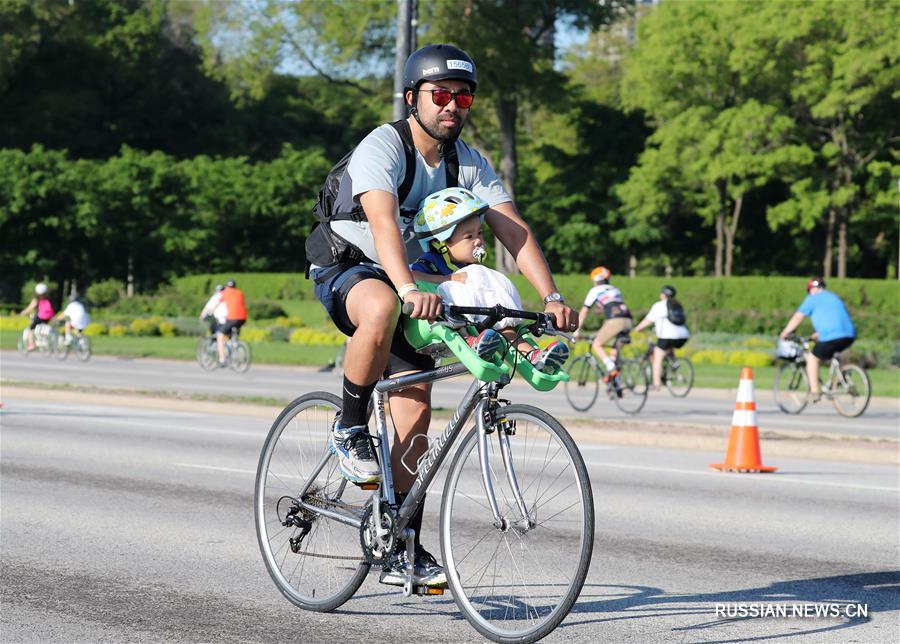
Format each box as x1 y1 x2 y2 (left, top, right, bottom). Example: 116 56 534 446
450 272 468 284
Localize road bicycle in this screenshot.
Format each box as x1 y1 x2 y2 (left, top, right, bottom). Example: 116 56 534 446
196 328 251 372
564 332 649 414
773 335 871 417
638 340 694 398
254 302 594 643
53 325 92 362
16 322 60 357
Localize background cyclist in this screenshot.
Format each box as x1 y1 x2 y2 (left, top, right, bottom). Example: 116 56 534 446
573 266 632 381
307 44 576 589
54 294 90 345
198 284 227 337
779 277 856 401
632 285 689 390
19 282 55 351
217 279 247 368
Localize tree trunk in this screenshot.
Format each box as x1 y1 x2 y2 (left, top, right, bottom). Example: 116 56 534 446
822 206 835 279
724 194 743 277
127 254 134 298
837 209 848 278
494 97 518 275
713 180 726 277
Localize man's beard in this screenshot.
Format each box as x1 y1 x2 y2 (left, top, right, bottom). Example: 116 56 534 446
419 112 465 143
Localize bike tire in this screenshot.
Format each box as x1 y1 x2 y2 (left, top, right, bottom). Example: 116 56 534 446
230 341 252 373
831 364 871 418
773 362 809 414
16 334 27 355
441 405 594 644
76 336 92 362
53 334 70 361
564 355 600 412
614 358 649 415
665 357 694 398
196 338 217 371
254 392 370 612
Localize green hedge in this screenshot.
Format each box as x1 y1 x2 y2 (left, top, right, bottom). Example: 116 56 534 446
155 273 899 339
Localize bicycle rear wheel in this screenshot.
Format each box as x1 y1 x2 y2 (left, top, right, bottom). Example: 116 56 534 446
441 405 594 643
614 358 649 415
564 355 600 412
831 364 871 418
76 336 92 362
665 357 694 397
196 337 217 370
774 362 808 414
230 341 252 373
53 335 70 361
254 392 370 612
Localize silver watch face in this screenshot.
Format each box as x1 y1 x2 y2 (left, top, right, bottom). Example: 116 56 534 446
544 292 564 304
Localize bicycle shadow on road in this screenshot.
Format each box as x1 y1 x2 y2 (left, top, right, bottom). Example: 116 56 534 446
565 570 899 642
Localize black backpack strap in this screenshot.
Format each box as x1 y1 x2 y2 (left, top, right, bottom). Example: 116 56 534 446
442 140 459 188
390 120 417 205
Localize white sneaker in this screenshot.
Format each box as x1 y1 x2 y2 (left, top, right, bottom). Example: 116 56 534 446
331 424 381 483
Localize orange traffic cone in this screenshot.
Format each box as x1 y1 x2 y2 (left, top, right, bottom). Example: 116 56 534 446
711 367 776 473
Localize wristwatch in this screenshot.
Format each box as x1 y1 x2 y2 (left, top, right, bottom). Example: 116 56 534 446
543 292 566 305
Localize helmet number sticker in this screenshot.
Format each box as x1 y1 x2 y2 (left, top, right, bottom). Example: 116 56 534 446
446 60 473 72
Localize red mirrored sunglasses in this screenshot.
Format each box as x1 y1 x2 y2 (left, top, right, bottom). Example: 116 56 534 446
419 88 475 109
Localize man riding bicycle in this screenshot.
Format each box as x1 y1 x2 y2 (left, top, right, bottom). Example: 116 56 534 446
54 294 90 345
217 280 247 368
199 284 227 337
779 278 856 402
632 285 689 390
573 266 632 381
306 44 576 588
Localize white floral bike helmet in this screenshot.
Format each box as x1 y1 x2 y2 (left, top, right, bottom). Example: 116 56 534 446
414 187 489 252
35 282 48 295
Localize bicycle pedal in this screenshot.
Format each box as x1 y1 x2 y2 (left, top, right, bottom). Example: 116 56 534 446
412 585 445 596
353 482 379 490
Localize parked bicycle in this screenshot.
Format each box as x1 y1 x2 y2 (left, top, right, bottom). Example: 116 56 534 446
16 323 59 357
639 340 694 397
196 328 251 372
255 303 594 643
774 335 870 417
53 325 92 362
564 332 649 414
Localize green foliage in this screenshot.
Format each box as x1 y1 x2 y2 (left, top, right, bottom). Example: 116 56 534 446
246 299 287 320
86 278 125 308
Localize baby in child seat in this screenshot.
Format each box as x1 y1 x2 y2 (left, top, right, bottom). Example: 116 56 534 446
410 188 568 374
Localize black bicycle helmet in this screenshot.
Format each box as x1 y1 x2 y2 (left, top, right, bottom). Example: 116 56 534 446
403 44 478 91
661 285 676 297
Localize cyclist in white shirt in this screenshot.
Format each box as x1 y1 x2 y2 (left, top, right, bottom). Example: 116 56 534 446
198 285 228 336
633 285 690 389
573 266 633 379
54 295 90 345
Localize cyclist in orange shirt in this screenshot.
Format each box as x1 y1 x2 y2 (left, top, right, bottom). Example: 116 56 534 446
217 279 247 367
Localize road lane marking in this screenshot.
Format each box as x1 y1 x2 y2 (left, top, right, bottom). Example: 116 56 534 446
589 461 898 492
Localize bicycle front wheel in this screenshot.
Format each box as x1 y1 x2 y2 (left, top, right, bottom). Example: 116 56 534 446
254 392 370 612
774 362 808 414
564 355 600 412
441 405 594 643
196 338 217 370
665 357 694 397
53 336 70 361
230 341 252 373
831 364 871 418
614 358 649 415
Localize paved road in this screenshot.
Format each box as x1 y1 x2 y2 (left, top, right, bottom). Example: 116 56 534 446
2 352 898 440
1 395 898 642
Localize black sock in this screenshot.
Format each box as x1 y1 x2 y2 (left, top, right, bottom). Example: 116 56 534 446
341 376 375 428
394 492 425 549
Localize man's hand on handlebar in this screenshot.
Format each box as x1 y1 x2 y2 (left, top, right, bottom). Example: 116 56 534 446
402 290 442 322
544 301 579 333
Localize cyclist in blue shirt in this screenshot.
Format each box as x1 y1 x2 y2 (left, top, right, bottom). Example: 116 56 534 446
779 278 856 401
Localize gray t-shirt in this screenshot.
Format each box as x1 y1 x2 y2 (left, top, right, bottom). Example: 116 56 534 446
330 123 511 264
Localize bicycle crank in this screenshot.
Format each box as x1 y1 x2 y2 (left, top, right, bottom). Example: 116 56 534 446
359 505 396 565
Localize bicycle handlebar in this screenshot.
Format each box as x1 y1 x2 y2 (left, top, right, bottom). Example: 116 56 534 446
401 301 565 338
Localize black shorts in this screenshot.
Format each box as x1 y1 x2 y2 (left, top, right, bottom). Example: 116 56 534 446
219 319 245 336
811 336 854 360
656 337 688 350
30 315 52 330
311 262 435 376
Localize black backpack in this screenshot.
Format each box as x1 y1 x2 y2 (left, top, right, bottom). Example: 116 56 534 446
304 119 459 275
666 299 687 326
